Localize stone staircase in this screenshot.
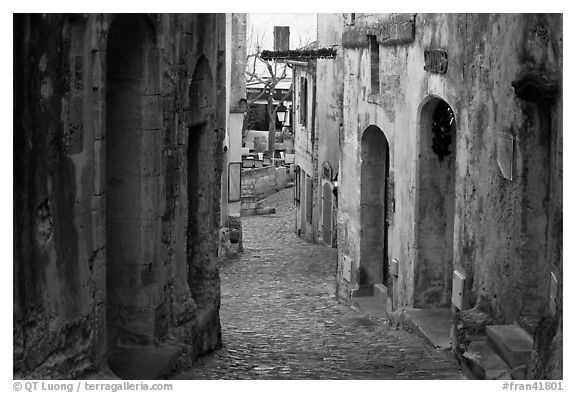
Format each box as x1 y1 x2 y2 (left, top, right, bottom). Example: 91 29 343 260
401 307 452 350
350 284 535 380
462 325 534 379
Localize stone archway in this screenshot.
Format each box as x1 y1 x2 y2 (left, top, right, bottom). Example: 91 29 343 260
359 125 389 295
414 97 456 308
105 15 161 348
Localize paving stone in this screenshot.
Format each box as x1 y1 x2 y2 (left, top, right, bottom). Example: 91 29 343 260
174 188 464 380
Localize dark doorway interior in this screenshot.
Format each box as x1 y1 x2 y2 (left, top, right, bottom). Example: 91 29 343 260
359 125 390 295
106 14 160 349
414 98 456 308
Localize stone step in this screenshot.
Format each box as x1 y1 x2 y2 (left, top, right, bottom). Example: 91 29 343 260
402 307 452 350
351 296 389 318
108 345 181 380
486 325 533 368
462 341 511 379
373 283 388 304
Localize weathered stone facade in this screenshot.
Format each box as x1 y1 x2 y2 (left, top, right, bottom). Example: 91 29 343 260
334 13 562 378
313 15 344 248
292 17 343 248
293 54 317 243
14 13 228 378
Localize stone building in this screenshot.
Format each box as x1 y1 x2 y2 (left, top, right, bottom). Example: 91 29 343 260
220 14 247 256
292 41 318 242
334 13 562 378
13 13 241 379
288 34 341 246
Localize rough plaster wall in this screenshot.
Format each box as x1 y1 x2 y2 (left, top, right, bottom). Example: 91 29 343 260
241 167 292 200
337 12 562 375
293 66 316 242
338 13 561 314
14 13 225 378
336 48 363 298
448 14 562 324
13 14 101 378
160 13 224 362
315 14 344 245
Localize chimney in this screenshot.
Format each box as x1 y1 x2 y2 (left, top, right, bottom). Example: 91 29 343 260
274 26 290 51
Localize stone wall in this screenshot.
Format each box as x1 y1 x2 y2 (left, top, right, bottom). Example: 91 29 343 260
240 166 293 214
293 65 316 242
315 14 345 247
13 13 227 379
336 13 562 377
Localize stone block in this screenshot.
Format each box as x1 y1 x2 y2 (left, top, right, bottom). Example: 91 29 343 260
91 194 106 251
141 176 160 219
463 341 510 380
486 325 534 368
142 95 161 130
113 305 156 346
107 262 141 302
254 207 276 215
402 308 452 350
140 218 160 263
378 18 415 46
106 218 140 265
145 49 161 95
91 50 104 90
91 246 106 300
93 98 106 140
342 255 352 282
107 176 141 218
342 28 369 48
373 283 388 303
65 95 84 154
93 139 106 196
229 228 241 243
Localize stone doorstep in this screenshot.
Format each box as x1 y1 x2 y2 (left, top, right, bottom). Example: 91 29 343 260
351 296 389 319
108 345 181 380
463 341 511 380
373 283 388 304
254 207 276 215
486 325 534 369
402 308 452 350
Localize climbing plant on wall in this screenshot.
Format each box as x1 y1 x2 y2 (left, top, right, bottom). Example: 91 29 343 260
431 101 455 160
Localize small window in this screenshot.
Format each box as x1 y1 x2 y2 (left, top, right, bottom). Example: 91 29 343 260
369 35 379 94
345 13 356 26
299 77 308 126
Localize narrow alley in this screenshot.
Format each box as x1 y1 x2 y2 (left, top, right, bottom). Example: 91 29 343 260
175 187 464 379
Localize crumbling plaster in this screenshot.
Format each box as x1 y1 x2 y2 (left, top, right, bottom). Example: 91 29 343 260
337 13 562 320
14 13 227 378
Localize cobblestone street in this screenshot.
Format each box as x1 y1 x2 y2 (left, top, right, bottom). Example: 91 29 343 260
175 187 464 380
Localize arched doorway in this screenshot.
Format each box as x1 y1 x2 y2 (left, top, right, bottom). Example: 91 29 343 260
186 56 219 308
515 88 555 321
414 97 456 308
106 15 160 348
359 125 390 295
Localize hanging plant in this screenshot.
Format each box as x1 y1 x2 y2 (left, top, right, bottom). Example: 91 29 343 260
431 102 455 160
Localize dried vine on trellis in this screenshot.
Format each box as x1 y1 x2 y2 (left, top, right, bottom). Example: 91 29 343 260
431 102 455 160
